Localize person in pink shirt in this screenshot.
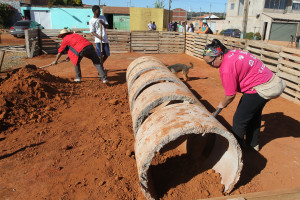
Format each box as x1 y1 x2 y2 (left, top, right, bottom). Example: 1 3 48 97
203 39 274 151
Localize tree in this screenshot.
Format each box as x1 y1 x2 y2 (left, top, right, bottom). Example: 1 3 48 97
154 0 164 8
0 3 14 27
48 0 82 6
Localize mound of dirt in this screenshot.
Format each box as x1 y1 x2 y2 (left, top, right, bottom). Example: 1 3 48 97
0 65 73 130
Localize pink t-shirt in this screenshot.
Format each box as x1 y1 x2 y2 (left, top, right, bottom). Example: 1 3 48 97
220 50 273 96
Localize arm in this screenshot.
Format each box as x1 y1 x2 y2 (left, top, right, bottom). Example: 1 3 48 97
91 31 102 41
91 20 103 40
52 52 62 65
217 94 236 109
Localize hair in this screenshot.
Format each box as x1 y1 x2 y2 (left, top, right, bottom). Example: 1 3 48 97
190 23 194 32
204 39 228 57
92 5 100 13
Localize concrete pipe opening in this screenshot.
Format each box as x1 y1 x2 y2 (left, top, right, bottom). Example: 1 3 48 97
127 62 169 91
128 69 186 111
131 82 202 135
126 56 165 82
135 103 243 200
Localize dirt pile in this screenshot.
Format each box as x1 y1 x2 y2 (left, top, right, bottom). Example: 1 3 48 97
0 65 73 130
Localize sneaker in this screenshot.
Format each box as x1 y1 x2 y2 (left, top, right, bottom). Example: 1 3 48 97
102 79 108 84
74 78 81 82
253 145 259 151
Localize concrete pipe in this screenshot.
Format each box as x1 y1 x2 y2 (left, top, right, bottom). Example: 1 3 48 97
135 103 243 200
127 61 169 92
131 81 202 135
128 69 186 111
126 56 164 82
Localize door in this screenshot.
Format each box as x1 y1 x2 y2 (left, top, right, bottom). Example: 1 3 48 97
269 22 297 41
113 15 130 30
30 10 52 29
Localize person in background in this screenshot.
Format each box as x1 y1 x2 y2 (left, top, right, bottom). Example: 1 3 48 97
51 29 107 83
178 22 185 32
89 5 110 66
186 22 189 32
203 39 285 151
168 21 172 31
198 20 209 34
188 23 194 32
152 21 157 31
148 21 153 31
172 21 178 32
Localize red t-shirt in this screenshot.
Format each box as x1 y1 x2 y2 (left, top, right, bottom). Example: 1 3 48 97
219 50 274 96
58 33 92 65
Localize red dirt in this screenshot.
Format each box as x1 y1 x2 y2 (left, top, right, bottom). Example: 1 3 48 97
0 34 300 199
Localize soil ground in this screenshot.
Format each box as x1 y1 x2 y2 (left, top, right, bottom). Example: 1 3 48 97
0 33 300 200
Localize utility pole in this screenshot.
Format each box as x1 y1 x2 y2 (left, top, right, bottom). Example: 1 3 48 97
98 0 101 14
242 0 249 39
209 3 211 23
200 7 201 18
224 3 227 18
169 0 172 23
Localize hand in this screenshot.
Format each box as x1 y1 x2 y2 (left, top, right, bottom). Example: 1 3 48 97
99 20 103 25
65 57 70 62
217 102 224 109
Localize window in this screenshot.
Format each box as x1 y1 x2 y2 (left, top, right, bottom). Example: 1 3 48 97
292 0 300 10
264 0 287 9
238 0 244 16
231 3 235 10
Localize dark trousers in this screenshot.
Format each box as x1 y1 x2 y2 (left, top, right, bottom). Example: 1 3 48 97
232 93 269 148
74 45 106 79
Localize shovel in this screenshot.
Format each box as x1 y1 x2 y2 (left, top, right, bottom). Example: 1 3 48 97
213 108 223 117
39 58 70 69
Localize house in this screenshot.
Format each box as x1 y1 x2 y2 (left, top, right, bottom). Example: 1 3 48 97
225 0 300 41
130 7 171 31
172 8 187 22
20 5 93 29
102 6 130 30
189 14 226 34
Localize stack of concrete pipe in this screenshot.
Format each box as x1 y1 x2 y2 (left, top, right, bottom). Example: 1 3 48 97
126 56 243 200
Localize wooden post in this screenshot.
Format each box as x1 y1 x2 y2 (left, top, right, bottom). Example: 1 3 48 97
25 29 31 57
0 50 5 72
30 40 37 58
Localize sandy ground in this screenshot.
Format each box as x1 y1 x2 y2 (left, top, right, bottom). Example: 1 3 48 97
0 33 300 199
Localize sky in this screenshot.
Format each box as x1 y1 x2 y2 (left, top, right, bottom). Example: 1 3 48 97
82 0 228 13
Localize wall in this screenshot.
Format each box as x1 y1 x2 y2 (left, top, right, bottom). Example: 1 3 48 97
188 19 226 34
225 0 265 33
130 7 169 31
21 6 97 29
172 8 187 22
113 14 130 30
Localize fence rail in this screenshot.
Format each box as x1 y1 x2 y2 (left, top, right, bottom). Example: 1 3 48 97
185 32 300 105
25 29 299 105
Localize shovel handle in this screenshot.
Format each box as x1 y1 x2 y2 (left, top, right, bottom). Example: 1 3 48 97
213 108 223 117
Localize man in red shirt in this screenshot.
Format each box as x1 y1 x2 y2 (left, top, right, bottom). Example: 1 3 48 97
52 29 107 83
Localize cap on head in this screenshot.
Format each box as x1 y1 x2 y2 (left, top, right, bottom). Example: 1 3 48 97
203 19 207 23
58 29 70 38
203 46 223 57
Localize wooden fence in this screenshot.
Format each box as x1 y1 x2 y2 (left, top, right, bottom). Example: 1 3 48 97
185 32 300 105
25 29 185 56
24 29 299 105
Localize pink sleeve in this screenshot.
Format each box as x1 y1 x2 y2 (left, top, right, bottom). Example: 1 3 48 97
220 73 238 96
